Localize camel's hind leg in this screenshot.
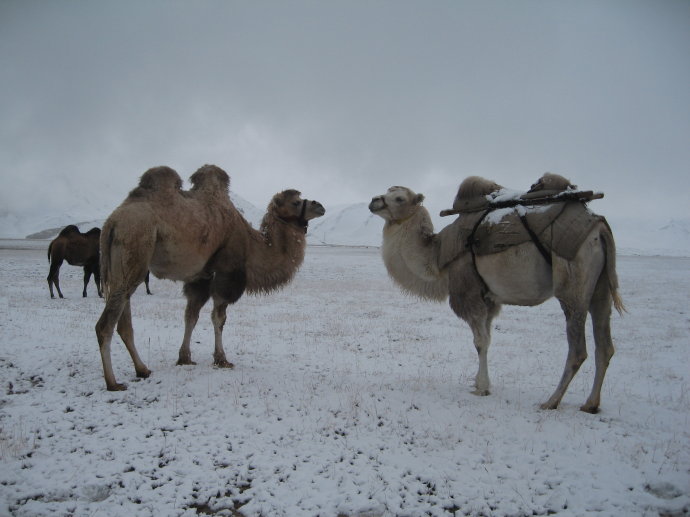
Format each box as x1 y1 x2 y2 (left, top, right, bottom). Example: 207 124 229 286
117 299 151 379
95 289 129 391
580 271 615 413
47 259 64 299
93 262 103 298
82 262 103 298
177 278 212 365
96 288 150 390
541 248 603 410
540 302 588 410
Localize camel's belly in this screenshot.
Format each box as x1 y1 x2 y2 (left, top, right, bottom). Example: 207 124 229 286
149 243 217 282
476 245 553 306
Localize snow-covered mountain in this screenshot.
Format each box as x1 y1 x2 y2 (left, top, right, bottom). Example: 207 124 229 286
307 202 383 247
2 199 689 257
1 193 264 240
306 205 690 256
607 217 690 257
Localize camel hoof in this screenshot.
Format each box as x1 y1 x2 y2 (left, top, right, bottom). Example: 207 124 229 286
471 388 490 396
213 359 235 369
580 405 599 414
540 402 558 410
176 359 197 366
136 369 152 379
107 382 127 391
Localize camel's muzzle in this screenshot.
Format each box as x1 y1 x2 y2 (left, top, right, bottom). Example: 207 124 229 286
307 200 326 218
368 196 386 213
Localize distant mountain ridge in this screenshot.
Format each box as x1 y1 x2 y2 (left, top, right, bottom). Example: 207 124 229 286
2 199 689 257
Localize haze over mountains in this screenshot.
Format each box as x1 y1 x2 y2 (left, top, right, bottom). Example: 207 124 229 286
1 195 688 257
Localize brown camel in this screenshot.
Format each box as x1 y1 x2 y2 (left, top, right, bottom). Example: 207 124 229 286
369 175 624 413
95 164 325 391
47 225 102 298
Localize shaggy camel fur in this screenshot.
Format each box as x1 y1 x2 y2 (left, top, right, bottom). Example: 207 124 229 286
95 164 325 391
47 225 102 298
369 179 624 413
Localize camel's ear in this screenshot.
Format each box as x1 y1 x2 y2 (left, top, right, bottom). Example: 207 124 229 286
414 193 425 205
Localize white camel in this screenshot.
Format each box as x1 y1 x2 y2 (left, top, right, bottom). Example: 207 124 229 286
369 177 624 412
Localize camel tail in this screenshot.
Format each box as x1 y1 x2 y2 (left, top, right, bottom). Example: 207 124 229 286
47 242 52 262
601 220 626 315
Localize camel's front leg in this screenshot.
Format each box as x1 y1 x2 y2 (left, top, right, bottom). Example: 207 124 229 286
450 293 495 396
208 270 246 369
82 266 92 297
144 271 152 295
471 322 491 396
210 299 233 368
178 279 211 365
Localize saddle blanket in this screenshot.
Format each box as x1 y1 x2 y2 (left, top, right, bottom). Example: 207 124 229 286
437 201 605 269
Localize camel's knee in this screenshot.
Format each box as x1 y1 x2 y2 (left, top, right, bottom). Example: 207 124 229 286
211 306 228 330
95 318 111 346
96 299 126 344
605 345 615 362
569 350 588 370
595 343 614 366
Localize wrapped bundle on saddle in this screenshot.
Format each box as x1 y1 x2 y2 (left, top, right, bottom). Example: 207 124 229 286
437 173 608 268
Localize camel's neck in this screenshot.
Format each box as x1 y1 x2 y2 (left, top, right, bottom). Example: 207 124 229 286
381 207 448 301
244 214 308 294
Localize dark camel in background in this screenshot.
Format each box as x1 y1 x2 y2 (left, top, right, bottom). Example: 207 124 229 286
47 225 102 298
47 225 152 298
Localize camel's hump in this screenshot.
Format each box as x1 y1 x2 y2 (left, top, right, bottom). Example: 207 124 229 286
131 166 183 196
455 176 503 201
452 176 503 212
57 225 81 237
190 164 230 193
528 173 576 194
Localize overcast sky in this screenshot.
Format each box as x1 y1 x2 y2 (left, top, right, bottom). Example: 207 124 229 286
1 0 688 223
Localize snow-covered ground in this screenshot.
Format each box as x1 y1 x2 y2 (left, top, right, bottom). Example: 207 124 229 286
0 241 688 516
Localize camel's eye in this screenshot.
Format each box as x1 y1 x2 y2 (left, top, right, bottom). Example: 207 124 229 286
292 200 301 207
395 197 405 203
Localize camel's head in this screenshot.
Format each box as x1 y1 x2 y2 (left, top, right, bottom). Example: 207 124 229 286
270 190 326 232
369 186 425 224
